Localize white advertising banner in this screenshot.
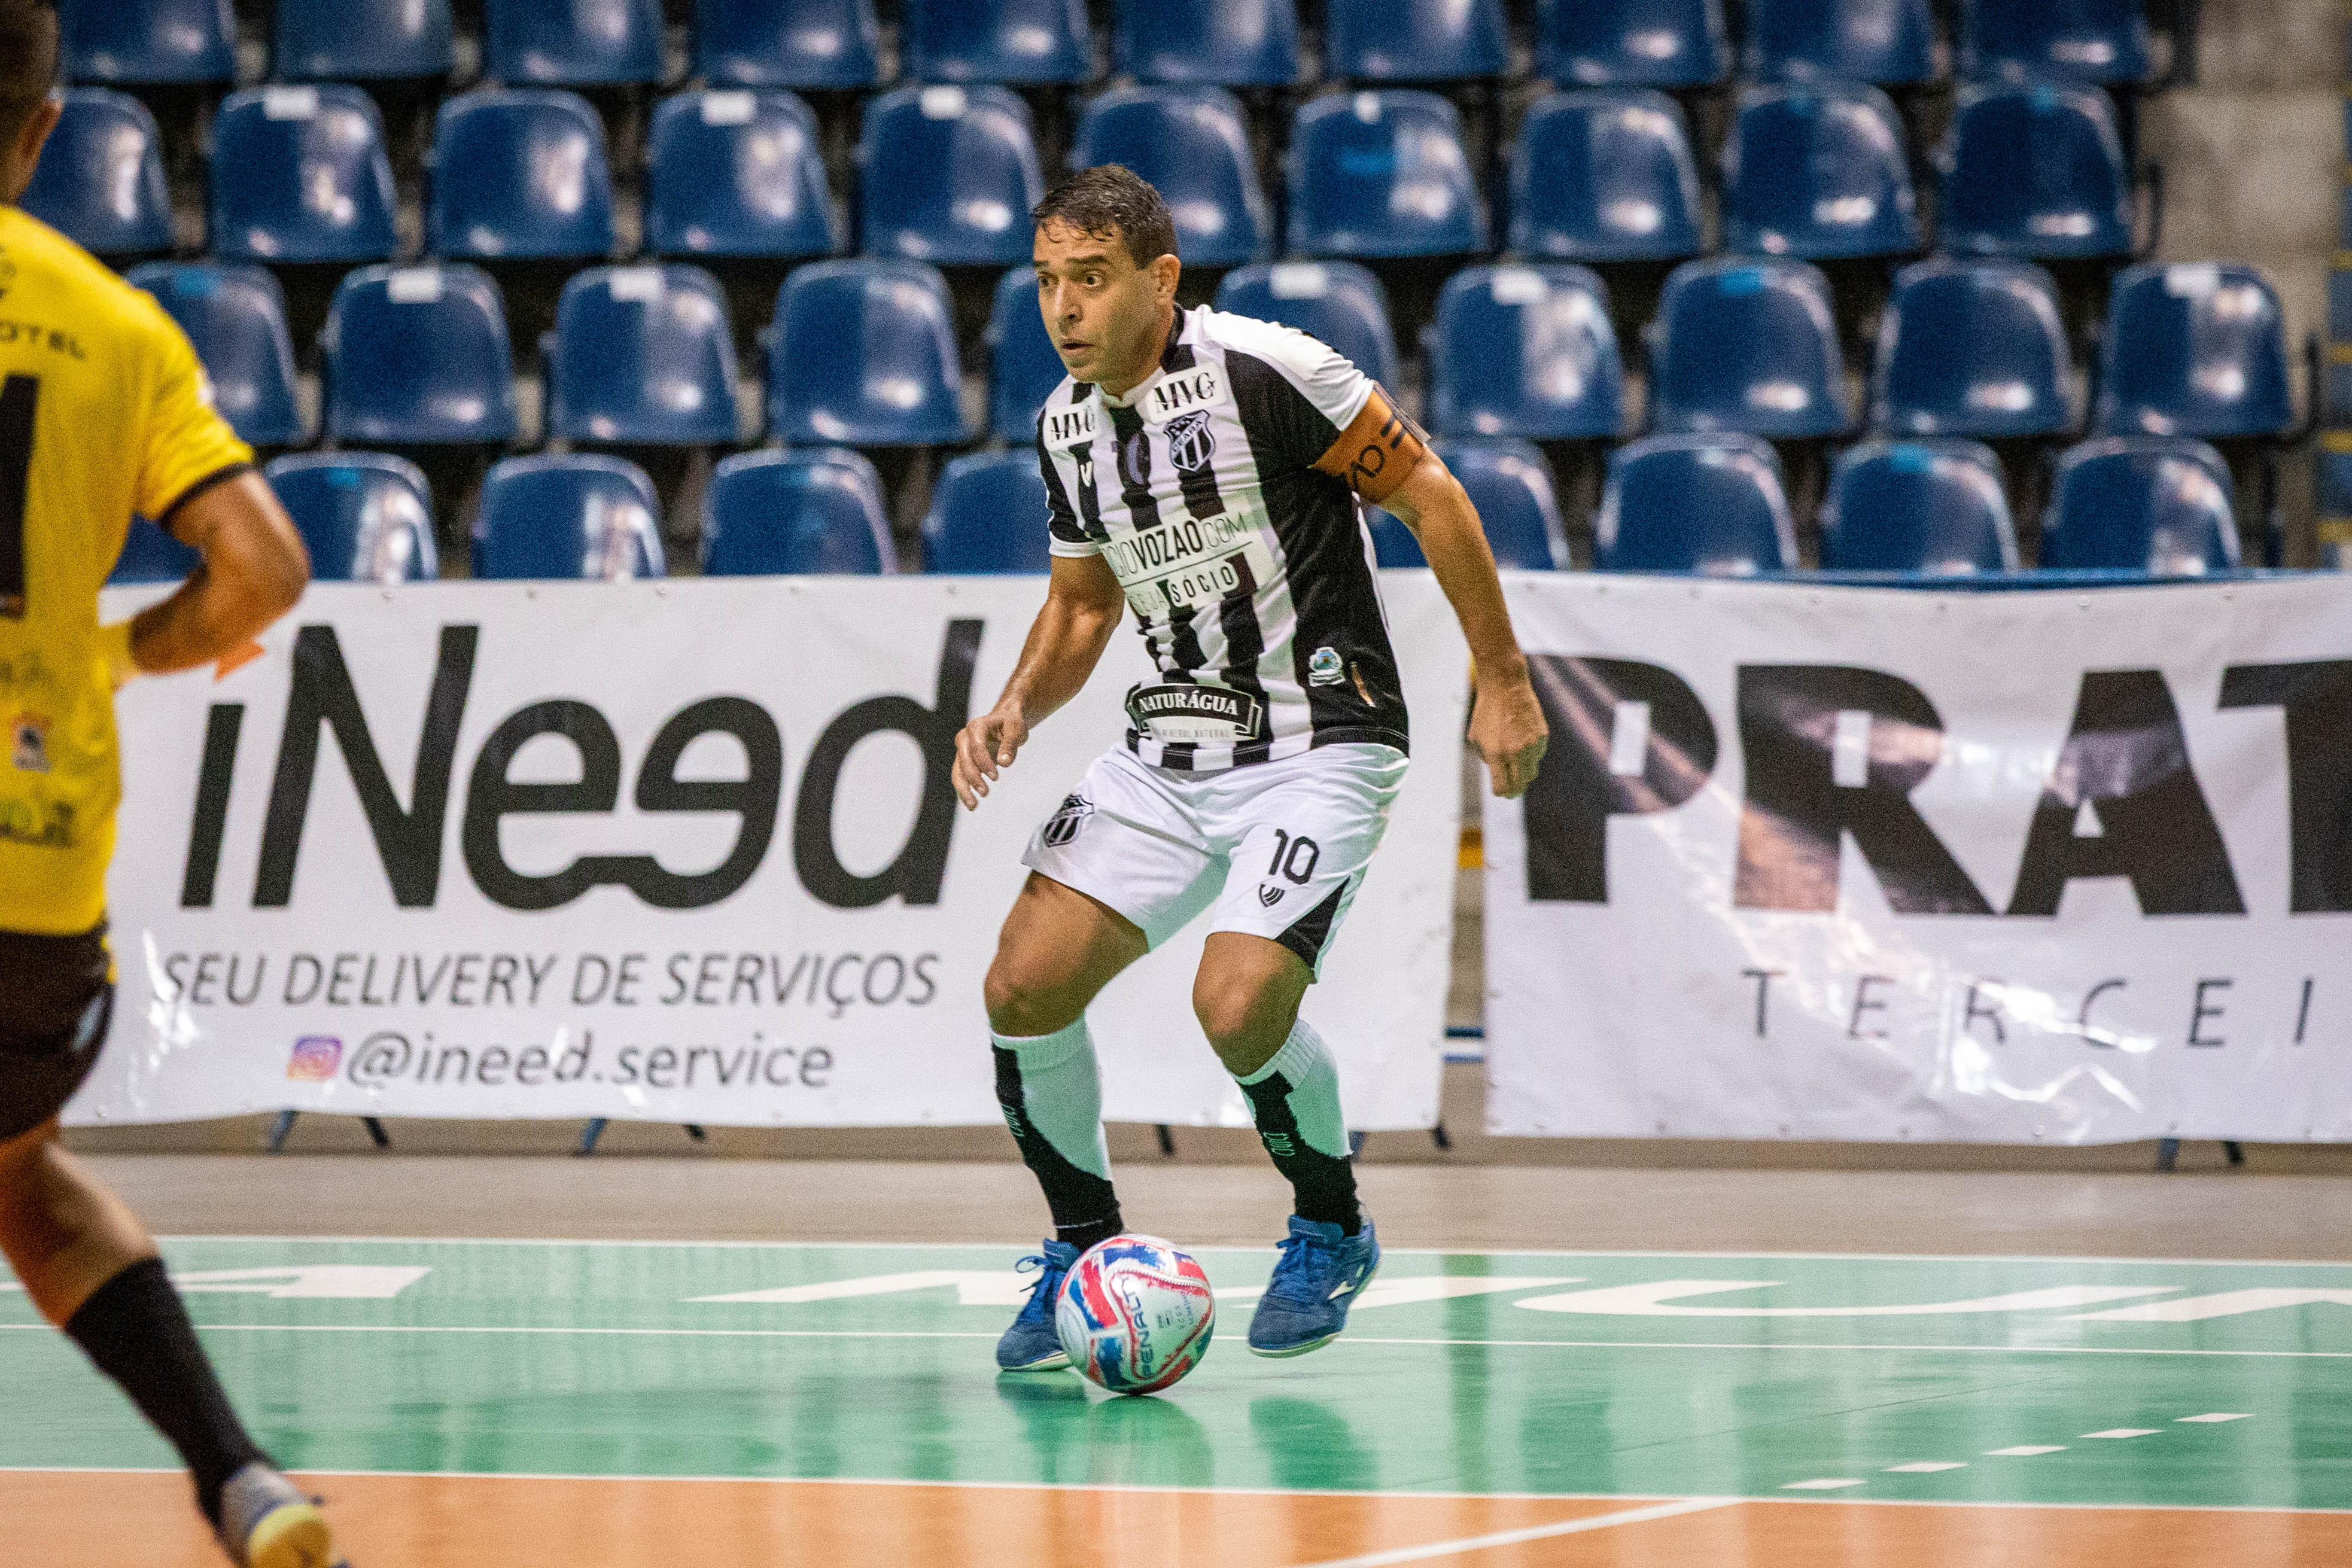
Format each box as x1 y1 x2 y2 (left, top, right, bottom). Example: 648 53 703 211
72 575 1466 1131
1486 574 2352 1144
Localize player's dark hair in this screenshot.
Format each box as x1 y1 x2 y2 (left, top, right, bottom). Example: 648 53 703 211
1032 165 1179 268
0 0 59 147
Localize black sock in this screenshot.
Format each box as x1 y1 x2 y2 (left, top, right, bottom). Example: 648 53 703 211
63 1258 268 1527
993 1045 1125 1253
1239 1072 1364 1237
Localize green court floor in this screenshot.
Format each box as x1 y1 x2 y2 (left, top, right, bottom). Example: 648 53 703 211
4 1240 2347 1510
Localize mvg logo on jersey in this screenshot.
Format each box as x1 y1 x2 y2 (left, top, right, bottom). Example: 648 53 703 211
1150 369 1220 419
1045 403 1098 446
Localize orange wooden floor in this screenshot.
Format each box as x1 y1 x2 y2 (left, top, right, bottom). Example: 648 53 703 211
10 1471 2352 1567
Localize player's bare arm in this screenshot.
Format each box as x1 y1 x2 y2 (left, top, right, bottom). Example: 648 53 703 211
1316 390 1550 799
953 550 1126 809
119 473 309 680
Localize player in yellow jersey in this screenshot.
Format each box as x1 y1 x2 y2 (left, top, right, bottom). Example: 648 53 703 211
0 7 345 1565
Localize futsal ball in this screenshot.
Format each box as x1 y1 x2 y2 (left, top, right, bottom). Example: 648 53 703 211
1054 1234 1216 1395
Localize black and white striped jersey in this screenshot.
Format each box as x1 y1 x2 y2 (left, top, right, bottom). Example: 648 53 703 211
1037 305 1410 774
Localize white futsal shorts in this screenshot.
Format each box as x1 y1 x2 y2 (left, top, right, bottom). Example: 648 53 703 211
1021 742 1408 978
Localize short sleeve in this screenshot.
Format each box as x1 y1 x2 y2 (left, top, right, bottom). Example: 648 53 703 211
133 305 254 528
1036 434 1099 558
1222 322 1377 473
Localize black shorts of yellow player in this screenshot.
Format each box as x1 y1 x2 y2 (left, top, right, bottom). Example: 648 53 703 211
0 925 112 1143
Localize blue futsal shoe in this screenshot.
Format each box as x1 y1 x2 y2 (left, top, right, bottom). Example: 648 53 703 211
997 1239 1080 1371
1248 1216 1380 1357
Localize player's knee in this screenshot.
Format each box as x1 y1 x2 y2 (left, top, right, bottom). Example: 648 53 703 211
984 957 1079 1039
1191 981 1286 1062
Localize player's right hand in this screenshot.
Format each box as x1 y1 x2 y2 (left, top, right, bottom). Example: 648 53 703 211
954 705 1031 810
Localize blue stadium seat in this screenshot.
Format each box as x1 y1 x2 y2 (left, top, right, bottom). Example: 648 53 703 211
473 455 667 579
1650 259 1853 440
767 260 968 444
902 0 1092 85
1539 0 1729 87
696 0 882 89
1072 89 1268 269
1429 266 1623 441
211 87 397 264
1213 263 1399 388
1939 83 2134 261
1742 0 1936 84
1819 439 2018 574
276 0 454 80
858 86 1044 267
647 92 835 261
128 264 308 448
1288 92 1486 260
1873 258 2072 440
1113 0 1299 87
922 450 1055 573
1325 0 1507 82
989 267 1067 443
2041 437 2240 574
60 0 236 85
430 91 616 261
263 453 440 583
1723 84 1919 260
485 0 665 86
2095 263 2296 441
1596 434 1798 574
324 265 519 446
1960 0 2152 84
1508 91 1702 264
109 518 200 583
20 91 174 259
704 449 894 575
547 267 740 446
1368 443 1569 570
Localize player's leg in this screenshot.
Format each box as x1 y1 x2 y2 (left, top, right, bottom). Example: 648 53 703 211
1192 744 1406 1356
983 871 1148 1256
987 753 1219 1369
0 936 337 1567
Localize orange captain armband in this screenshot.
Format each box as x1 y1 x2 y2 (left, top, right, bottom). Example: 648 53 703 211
1313 386 1433 506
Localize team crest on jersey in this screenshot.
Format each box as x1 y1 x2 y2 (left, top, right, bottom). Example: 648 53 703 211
1040 793 1094 848
1258 883 1285 908
11 714 50 774
1164 410 1216 473
1308 646 1346 687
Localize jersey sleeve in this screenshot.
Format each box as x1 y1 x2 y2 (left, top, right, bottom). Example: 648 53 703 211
1036 436 1100 559
133 304 255 529
1223 324 1377 473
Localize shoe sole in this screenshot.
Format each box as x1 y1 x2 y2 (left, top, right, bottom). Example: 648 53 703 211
1247 1249 1382 1359
997 1351 1072 1372
244 1501 334 1568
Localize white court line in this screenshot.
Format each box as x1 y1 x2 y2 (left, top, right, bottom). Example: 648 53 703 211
2 1322 2345 1358
129 1237 2352 1269
1283 1497 1738 1567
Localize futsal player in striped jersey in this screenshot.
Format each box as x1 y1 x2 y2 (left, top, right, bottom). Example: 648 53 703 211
957 168 1550 1366
0 8 345 1563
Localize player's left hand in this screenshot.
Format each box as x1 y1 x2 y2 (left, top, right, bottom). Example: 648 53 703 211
1470 666 1548 799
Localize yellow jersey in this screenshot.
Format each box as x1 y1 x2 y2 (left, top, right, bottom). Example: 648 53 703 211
0 206 252 936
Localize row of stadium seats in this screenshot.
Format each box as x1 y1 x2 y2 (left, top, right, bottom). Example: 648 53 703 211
108 433 2248 586
62 0 2179 93
127 251 2303 455
29 79 2156 269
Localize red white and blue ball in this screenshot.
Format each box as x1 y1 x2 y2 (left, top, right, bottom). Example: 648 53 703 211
1054 1235 1216 1395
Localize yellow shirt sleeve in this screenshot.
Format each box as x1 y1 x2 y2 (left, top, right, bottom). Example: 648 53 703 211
132 300 255 528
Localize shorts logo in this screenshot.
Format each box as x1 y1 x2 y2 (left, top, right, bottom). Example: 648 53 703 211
1258 883 1286 908
1164 409 1216 472
1040 793 1094 848
1308 647 1346 687
287 1036 343 1080
11 714 50 774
